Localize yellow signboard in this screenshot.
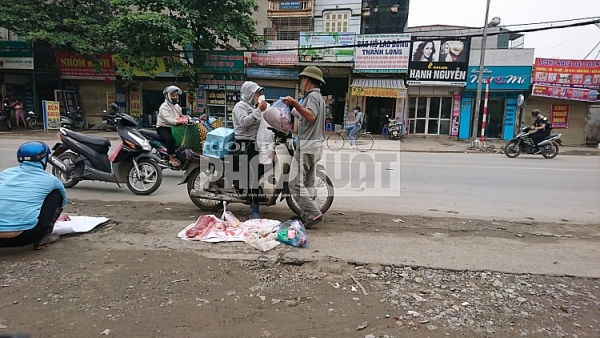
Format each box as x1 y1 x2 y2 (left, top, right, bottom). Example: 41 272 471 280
112 55 180 77
351 86 407 98
106 92 115 110
43 100 61 130
129 83 141 117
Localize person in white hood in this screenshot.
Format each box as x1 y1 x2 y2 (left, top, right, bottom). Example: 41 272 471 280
232 81 268 219
156 85 187 167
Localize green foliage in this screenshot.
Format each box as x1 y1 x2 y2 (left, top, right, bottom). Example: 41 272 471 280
0 0 261 81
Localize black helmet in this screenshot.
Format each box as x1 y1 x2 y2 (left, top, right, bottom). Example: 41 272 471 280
531 109 541 117
110 103 119 112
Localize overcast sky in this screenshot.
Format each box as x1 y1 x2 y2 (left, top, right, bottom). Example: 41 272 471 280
407 0 600 60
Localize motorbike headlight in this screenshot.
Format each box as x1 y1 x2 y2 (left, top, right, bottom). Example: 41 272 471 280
141 139 151 151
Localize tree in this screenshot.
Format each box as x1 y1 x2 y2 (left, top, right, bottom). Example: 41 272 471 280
110 0 260 81
0 0 116 58
1 0 261 80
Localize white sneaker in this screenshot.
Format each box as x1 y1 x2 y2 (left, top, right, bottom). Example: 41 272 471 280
349 145 356 149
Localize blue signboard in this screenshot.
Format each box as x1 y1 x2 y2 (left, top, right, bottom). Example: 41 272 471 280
465 66 532 91
279 1 303 9
247 67 299 79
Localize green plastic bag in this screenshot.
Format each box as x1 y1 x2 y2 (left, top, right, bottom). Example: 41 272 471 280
171 126 185 148
182 123 203 152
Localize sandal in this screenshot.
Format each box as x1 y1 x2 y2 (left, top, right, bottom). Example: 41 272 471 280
169 160 181 167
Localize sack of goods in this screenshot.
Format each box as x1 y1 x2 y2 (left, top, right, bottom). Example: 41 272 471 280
262 98 293 133
203 127 235 159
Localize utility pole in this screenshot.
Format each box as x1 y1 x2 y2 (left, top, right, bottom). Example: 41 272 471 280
471 0 492 140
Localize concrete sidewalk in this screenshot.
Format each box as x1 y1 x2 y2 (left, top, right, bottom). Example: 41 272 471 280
1 127 599 156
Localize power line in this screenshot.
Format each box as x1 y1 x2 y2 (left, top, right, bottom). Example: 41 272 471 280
584 40 600 59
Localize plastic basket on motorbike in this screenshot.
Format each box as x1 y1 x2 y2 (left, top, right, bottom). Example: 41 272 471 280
202 127 236 158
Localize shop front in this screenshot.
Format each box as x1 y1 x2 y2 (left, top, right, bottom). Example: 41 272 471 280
248 40 298 103
351 33 411 134
350 78 407 134
196 51 245 127
407 36 471 137
459 65 532 140
54 52 117 127
0 41 35 123
113 54 189 127
525 58 600 146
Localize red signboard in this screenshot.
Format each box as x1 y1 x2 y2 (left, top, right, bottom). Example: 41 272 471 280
533 58 600 89
531 84 598 103
550 104 569 129
54 52 116 80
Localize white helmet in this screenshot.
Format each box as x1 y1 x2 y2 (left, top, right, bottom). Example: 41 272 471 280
163 85 182 104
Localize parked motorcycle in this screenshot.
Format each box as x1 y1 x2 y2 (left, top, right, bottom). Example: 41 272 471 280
180 128 334 216
26 110 45 129
49 112 163 195
504 127 563 159
0 110 11 130
101 103 120 132
61 107 88 130
386 115 402 140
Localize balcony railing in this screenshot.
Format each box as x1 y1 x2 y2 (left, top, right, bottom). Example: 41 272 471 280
267 0 314 18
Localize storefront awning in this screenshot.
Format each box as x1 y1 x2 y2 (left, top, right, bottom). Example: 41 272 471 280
351 79 407 98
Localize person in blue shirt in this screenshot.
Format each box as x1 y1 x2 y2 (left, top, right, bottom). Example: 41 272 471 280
0 141 67 249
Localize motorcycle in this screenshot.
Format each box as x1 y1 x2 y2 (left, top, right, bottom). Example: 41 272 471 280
26 111 45 129
386 115 402 140
179 127 335 216
0 110 11 130
61 107 88 130
49 112 163 195
504 127 563 159
101 109 118 132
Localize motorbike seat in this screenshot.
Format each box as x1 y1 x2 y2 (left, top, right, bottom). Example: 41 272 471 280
544 134 556 140
64 129 111 153
139 129 161 142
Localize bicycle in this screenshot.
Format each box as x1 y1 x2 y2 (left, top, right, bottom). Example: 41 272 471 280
326 128 374 152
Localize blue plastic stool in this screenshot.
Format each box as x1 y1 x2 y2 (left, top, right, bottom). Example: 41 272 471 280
325 122 333 131
381 125 389 135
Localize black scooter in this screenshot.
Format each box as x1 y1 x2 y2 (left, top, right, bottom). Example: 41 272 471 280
49 112 164 195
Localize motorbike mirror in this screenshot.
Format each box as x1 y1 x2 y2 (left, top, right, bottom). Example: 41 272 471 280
103 110 107 113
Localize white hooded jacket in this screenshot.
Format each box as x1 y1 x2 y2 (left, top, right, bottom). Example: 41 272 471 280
232 81 262 141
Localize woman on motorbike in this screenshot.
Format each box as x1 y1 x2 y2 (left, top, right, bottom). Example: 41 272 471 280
232 81 268 219
157 86 187 167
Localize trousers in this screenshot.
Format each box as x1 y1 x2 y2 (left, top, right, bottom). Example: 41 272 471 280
289 148 323 221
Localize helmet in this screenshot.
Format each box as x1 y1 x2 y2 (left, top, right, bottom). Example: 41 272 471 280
109 103 119 112
163 85 182 104
17 141 51 169
531 109 541 117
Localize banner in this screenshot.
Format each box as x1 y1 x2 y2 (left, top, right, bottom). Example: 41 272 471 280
197 51 245 74
465 66 532 91
0 41 33 70
42 100 61 130
299 32 355 62
112 55 181 77
351 86 406 98
247 67 299 79
533 58 600 89
531 84 598 103
54 52 115 80
354 34 411 73
550 104 569 129
197 74 245 91
251 40 298 65
407 37 471 86
451 94 461 136
129 83 141 117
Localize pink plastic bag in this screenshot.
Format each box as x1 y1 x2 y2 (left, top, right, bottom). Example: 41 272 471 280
262 98 292 133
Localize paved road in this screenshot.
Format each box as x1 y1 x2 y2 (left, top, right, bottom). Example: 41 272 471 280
1 138 598 224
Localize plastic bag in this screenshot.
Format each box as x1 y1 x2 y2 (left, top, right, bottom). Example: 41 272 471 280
276 219 308 248
263 97 293 133
171 125 186 147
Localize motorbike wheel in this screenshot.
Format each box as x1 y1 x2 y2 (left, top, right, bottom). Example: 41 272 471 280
52 152 79 188
542 142 559 159
126 159 162 195
28 118 40 130
286 170 335 216
187 168 224 211
504 140 521 158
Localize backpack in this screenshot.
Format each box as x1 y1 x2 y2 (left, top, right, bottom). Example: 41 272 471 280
359 113 367 130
